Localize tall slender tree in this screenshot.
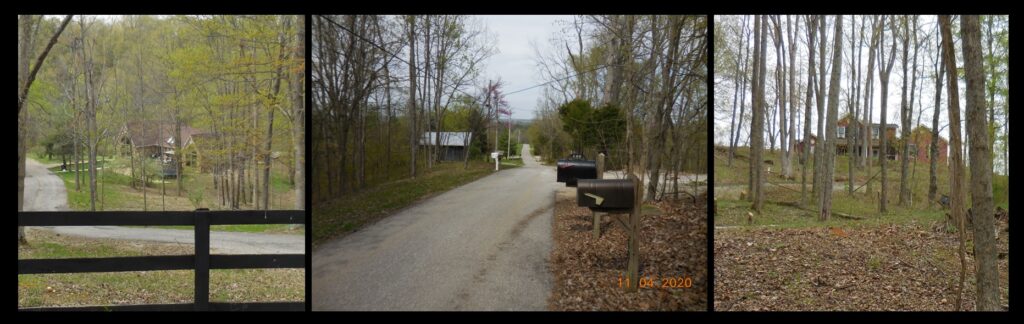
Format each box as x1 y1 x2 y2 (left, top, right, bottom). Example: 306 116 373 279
801 15 817 204
928 20 944 203
961 14 1000 311
876 16 897 213
750 15 767 212
818 15 843 221
939 14 968 311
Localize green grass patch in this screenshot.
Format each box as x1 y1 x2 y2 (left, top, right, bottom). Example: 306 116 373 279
54 169 127 211
312 160 495 247
47 156 297 212
714 145 999 229
138 224 303 234
500 158 525 168
30 151 65 166
17 229 303 308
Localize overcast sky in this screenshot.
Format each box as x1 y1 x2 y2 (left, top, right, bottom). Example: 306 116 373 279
476 15 573 120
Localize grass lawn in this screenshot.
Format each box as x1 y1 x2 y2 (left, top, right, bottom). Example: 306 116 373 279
30 151 116 167
143 224 304 235
714 145 1008 229
312 160 496 247
17 228 303 308
500 157 525 168
48 157 301 235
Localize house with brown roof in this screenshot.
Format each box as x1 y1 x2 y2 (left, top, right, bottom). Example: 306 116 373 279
836 114 898 160
120 121 205 177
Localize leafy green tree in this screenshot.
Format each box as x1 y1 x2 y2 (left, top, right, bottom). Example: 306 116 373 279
557 98 625 155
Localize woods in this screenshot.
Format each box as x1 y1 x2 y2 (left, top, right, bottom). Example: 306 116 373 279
311 15 496 203
528 15 708 202
17 11 1011 313
19 15 305 220
714 15 1008 311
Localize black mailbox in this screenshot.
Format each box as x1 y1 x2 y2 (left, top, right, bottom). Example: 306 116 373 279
557 159 597 187
576 179 635 212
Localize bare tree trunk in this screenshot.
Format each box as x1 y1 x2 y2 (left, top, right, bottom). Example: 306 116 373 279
407 15 419 179
293 15 305 210
78 18 99 212
961 14 1000 311
898 16 912 206
18 15 32 245
727 16 748 167
986 17 998 167
862 16 881 196
907 16 921 204
786 15 797 179
928 35 944 203
384 67 393 179
939 15 969 311
847 16 860 196
176 106 184 198
877 16 897 214
731 18 750 167
812 15 828 196
422 17 433 170
819 15 843 221
750 15 767 212
801 15 817 205
770 16 788 182
647 16 678 202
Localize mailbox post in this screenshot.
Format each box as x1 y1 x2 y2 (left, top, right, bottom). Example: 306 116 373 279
575 175 641 292
626 174 640 293
491 151 500 171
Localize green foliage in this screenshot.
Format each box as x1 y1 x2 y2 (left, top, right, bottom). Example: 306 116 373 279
24 15 303 212
556 99 626 154
526 108 572 163
558 99 595 147
187 177 205 209
444 95 489 159
992 174 1008 210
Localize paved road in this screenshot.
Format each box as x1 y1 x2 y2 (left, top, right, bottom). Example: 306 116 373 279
21 158 303 255
313 144 557 311
23 158 69 212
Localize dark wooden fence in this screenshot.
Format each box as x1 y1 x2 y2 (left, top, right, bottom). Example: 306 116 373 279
17 209 305 311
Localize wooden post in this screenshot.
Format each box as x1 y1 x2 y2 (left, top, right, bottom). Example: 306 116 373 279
593 153 605 239
626 174 640 292
194 208 210 311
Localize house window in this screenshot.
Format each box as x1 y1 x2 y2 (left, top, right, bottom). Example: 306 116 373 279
838 126 846 139
872 126 880 140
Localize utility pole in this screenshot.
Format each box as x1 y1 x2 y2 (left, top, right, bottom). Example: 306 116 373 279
516 129 521 154
507 112 512 158
490 102 498 162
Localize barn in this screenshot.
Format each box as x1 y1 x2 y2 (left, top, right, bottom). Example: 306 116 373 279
420 132 473 162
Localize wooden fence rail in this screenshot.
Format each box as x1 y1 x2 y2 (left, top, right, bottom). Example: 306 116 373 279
17 209 305 312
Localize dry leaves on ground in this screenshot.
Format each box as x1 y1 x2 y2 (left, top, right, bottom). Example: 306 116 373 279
548 191 708 311
714 222 1010 311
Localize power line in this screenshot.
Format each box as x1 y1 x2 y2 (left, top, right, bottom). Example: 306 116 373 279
504 62 616 96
